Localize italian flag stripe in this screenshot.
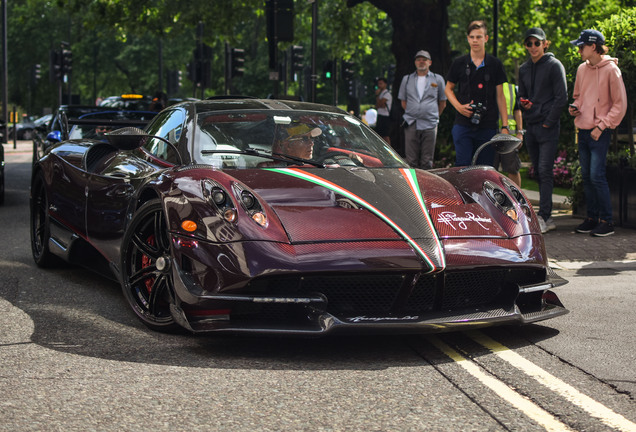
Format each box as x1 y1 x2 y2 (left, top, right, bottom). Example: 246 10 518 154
399 168 446 268
265 167 439 272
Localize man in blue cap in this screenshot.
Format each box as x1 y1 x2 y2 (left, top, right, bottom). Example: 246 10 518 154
569 29 627 237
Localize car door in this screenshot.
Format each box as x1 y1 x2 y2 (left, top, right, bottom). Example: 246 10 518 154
85 153 157 263
47 149 90 248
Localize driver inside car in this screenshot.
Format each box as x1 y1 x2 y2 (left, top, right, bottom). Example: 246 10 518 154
273 125 322 159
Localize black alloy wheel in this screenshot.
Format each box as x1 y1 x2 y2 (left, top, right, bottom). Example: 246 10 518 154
30 173 55 267
120 199 180 332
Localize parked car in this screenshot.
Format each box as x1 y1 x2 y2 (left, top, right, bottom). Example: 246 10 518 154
30 98 568 335
7 114 52 140
33 105 156 163
99 94 156 111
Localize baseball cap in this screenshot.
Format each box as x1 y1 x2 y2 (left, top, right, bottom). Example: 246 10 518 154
524 27 546 41
570 29 605 46
414 50 431 60
285 125 322 142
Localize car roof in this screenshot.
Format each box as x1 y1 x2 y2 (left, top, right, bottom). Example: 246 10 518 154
185 98 347 114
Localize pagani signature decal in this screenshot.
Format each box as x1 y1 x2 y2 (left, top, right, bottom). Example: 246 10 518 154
437 211 492 231
348 316 420 323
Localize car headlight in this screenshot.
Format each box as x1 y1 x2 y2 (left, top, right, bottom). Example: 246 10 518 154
501 178 533 218
202 179 237 223
483 180 518 222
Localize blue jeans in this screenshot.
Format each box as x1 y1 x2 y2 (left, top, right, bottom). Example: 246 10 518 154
451 124 497 166
525 123 559 221
578 129 612 223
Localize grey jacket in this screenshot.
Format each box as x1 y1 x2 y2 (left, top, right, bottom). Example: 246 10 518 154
518 53 567 127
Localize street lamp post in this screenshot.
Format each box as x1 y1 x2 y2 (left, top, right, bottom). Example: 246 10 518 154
2 0 8 145
309 0 317 102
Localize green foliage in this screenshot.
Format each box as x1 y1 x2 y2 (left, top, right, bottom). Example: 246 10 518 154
597 7 636 108
8 0 395 115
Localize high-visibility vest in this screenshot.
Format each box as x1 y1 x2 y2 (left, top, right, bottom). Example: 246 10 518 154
501 82 517 130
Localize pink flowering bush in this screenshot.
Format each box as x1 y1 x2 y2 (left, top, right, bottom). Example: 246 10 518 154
529 150 574 188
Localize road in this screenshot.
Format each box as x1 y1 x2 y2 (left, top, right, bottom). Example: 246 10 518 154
1 145 635 431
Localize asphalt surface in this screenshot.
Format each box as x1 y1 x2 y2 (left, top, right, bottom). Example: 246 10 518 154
5 140 636 268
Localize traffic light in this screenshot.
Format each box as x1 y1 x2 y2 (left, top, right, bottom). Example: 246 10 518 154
323 60 333 80
230 48 245 78
32 64 41 82
386 64 396 86
186 61 198 84
291 45 303 73
342 59 355 82
266 0 294 43
167 70 182 95
49 50 62 82
61 48 72 75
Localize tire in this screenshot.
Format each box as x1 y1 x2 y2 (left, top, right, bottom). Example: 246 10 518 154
120 199 180 332
30 173 55 267
21 129 34 141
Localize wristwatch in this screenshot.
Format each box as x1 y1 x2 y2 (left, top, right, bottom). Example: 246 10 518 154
516 129 526 135
501 126 509 130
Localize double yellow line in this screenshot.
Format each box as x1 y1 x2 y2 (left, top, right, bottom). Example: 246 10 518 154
428 331 636 432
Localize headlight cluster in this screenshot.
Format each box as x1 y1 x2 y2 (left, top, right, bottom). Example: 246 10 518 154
483 180 518 222
201 179 268 228
232 183 268 228
501 178 533 219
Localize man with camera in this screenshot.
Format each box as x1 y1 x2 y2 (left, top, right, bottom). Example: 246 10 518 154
398 50 447 169
445 20 509 166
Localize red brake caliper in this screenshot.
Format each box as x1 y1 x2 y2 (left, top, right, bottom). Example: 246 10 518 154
141 235 156 293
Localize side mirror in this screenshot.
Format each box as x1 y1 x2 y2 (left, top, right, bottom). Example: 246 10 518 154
46 130 62 143
471 133 521 166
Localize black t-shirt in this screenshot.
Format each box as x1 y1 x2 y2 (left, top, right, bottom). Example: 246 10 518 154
446 53 507 129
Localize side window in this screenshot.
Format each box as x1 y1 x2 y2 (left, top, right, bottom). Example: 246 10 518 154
144 108 186 163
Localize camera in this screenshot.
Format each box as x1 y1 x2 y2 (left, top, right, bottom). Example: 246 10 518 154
469 103 487 125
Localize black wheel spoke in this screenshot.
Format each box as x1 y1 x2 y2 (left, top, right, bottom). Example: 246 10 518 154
131 231 160 259
153 212 171 253
148 274 173 317
129 264 158 287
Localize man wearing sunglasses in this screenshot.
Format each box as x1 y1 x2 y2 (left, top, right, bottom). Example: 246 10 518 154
518 27 567 234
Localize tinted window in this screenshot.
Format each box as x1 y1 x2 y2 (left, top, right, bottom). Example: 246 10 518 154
144 108 186 163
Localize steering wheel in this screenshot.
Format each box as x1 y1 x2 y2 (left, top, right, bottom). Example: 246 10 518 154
315 150 363 167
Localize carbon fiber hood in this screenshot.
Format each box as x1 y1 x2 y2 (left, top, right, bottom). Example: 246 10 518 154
231 167 457 271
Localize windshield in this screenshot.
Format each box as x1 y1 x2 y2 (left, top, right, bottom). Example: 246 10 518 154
193 110 408 169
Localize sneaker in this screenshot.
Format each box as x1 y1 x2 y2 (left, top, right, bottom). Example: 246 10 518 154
544 217 556 232
590 220 614 237
576 217 598 233
538 217 548 234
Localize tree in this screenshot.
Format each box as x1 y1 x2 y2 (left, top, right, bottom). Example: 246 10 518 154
597 7 636 155
347 0 451 91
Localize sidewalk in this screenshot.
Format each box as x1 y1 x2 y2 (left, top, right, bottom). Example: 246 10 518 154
521 187 636 267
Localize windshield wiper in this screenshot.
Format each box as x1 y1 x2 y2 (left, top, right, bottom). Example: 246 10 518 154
201 148 325 168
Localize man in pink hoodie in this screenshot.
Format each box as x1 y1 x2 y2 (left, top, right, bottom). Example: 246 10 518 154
569 29 627 237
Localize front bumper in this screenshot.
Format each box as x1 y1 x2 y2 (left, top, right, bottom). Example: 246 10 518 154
169 258 568 335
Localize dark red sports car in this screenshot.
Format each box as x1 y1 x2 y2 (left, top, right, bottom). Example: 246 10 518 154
30 98 567 334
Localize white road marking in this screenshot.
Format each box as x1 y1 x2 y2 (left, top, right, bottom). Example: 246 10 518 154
468 331 636 432
428 335 574 431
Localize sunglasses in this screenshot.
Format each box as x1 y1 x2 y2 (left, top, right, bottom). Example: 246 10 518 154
287 136 313 144
525 40 542 47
